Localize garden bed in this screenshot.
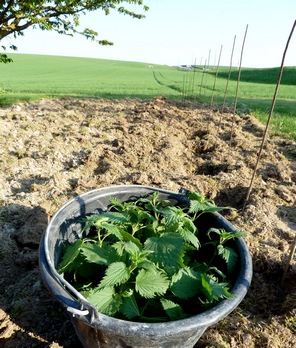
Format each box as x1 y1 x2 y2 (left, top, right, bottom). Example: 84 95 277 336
0 97 295 347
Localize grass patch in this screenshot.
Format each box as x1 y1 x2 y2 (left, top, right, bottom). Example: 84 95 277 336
0 54 295 140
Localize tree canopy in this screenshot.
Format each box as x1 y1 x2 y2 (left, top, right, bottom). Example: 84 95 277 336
0 0 149 63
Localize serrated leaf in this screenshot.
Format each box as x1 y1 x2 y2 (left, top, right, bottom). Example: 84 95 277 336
121 293 141 320
160 298 184 320
170 267 201 299
118 229 142 249
81 243 113 265
135 268 169 298
209 280 234 301
219 229 248 244
144 233 184 270
111 241 125 256
102 211 130 224
86 286 121 316
201 274 233 303
123 241 141 255
218 245 238 273
137 259 157 271
100 221 123 240
207 227 222 238
161 206 182 227
188 200 209 214
57 239 84 273
99 262 130 288
187 191 208 202
177 226 200 249
200 273 213 301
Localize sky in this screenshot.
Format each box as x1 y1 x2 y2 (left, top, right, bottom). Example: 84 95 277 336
4 0 296 68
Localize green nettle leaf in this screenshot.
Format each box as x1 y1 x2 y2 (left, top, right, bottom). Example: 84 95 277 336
207 227 222 238
123 241 141 255
86 286 121 316
144 233 184 270
101 211 130 224
137 259 157 271
99 262 130 288
85 211 128 225
161 206 183 226
218 245 238 273
81 243 113 265
188 200 209 214
200 273 214 301
170 267 201 299
100 221 123 240
160 298 184 321
118 229 142 249
190 200 226 215
135 268 170 298
201 274 233 303
121 293 141 320
220 229 248 244
112 241 125 256
109 196 131 212
209 279 234 301
177 226 200 250
57 239 84 273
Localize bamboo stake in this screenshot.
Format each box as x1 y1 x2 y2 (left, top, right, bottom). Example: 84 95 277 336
199 59 207 97
230 25 249 146
221 35 236 114
204 49 211 96
211 44 223 107
282 233 296 285
191 58 197 99
243 19 296 212
182 74 186 102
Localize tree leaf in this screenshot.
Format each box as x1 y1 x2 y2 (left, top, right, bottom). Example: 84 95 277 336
170 267 201 299
99 262 130 288
160 298 184 320
86 286 121 316
144 233 184 270
121 293 141 320
135 268 170 298
57 239 84 273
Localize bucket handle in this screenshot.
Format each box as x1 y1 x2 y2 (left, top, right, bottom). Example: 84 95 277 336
67 306 89 317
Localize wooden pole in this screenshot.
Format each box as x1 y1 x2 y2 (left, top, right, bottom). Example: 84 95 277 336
230 24 249 146
221 35 236 114
243 20 296 211
282 233 296 284
211 44 223 107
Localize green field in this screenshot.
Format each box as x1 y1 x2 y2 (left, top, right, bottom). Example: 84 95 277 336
0 53 295 140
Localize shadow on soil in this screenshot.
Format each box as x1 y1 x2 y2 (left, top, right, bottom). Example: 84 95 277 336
0 204 82 348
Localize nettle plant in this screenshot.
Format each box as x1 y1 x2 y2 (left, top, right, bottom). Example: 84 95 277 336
57 192 246 322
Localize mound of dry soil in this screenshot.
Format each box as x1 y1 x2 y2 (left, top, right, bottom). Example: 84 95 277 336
0 97 295 347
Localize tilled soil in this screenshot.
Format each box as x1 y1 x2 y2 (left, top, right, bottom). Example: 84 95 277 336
0 97 295 348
